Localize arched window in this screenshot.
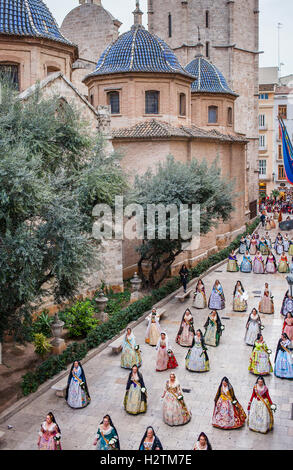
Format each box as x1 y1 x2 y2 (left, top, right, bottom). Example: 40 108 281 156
0 63 19 90
205 10 209 28
227 107 233 125
107 91 120 114
145 90 159 114
168 13 172 37
208 106 218 123
179 93 186 116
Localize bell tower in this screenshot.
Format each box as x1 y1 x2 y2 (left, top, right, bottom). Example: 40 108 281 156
147 0 260 219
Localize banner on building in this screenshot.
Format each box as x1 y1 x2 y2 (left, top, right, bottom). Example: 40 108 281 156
279 117 293 185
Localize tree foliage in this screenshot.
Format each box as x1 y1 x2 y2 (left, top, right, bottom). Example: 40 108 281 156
0 83 128 340
132 155 235 287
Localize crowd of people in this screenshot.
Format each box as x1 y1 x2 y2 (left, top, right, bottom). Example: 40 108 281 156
37 203 293 451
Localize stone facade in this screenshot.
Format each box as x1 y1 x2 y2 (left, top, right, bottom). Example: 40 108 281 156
147 0 260 219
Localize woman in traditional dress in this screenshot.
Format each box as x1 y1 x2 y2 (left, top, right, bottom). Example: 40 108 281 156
37 412 61 450
65 361 91 409
156 332 169 371
208 280 225 310
270 217 276 229
280 290 293 317
233 280 248 312
245 234 251 251
282 312 293 341
212 377 246 430
124 365 147 415
93 415 120 450
265 217 271 231
265 252 277 274
249 236 258 255
259 237 269 256
193 432 212 451
121 327 142 369
185 329 210 372
138 427 163 450
192 279 207 309
288 239 293 256
145 308 161 346
245 309 263 346
227 249 239 272
274 236 284 256
240 251 252 273
253 251 265 274
283 234 290 252
239 236 247 254
248 334 273 376
247 376 275 434
264 232 272 250
278 252 289 273
203 310 224 347
274 333 293 379
162 373 192 426
259 283 274 314
176 309 195 347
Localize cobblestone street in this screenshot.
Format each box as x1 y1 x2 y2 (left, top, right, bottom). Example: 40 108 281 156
1 226 293 450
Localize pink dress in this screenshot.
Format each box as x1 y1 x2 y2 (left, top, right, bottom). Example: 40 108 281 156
283 318 293 341
156 340 168 371
38 422 61 450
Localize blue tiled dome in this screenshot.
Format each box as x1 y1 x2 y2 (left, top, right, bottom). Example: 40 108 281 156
0 0 73 46
185 56 237 96
87 25 194 79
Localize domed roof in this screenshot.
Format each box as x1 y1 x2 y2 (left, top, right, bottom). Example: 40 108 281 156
85 25 194 80
185 55 237 96
0 0 74 46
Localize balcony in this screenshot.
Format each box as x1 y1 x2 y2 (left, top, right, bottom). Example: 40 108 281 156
258 145 267 152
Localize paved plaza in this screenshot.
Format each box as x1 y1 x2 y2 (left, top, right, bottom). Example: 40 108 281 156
0 225 293 451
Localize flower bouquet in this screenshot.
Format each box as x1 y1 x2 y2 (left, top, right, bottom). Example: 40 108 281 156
135 345 140 351
177 395 183 401
109 438 118 449
167 349 172 357
271 404 277 412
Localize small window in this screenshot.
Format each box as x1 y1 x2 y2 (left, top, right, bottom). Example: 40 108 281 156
259 134 266 148
90 93 94 106
206 41 209 58
0 63 19 90
278 144 282 159
107 91 120 114
258 114 265 128
259 159 266 175
205 10 209 28
278 164 286 180
227 107 233 125
208 106 218 124
168 13 172 38
278 105 287 119
179 93 186 116
145 90 159 114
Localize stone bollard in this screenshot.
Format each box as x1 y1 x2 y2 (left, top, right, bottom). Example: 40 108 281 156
95 290 109 322
130 272 142 304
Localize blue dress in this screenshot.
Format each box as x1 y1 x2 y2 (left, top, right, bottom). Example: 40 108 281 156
274 340 293 379
240 255 252 273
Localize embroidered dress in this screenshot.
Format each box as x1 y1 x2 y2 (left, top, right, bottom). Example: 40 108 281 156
283 317 293 341
275 241 284 256
124 372 147 415
248 341 273 375
156 339 169 371
265 255 277 273
96 425 119 450
204 313 223 347
245 236 251 250
270 218 276 228
233 287 248 312
176 312 195 347
66 366 91 409
274 340 293 379
278 255 289 273
288 241 293 256
248 385 274 434
208 284 225 310
167 350 178 369
38 422 61 450
253 254 265 274
283 237 290 252
212 385 246 430
227 254 239 272
240 255 252 273
192 285 207 309
145 314 161 346
121 333 142 369
280 294 293 317
245 315 262 346
162 381 191 426
259 240 269 256
185 337 210 372
139 429 163 450
249 239 258 255
239 239 247 254
259 291 274 314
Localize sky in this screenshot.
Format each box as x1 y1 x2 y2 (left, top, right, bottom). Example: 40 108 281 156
46 0 293 77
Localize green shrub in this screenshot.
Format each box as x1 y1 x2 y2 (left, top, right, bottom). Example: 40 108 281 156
32 311 53 338
33 333 52 358
62 300 99 338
